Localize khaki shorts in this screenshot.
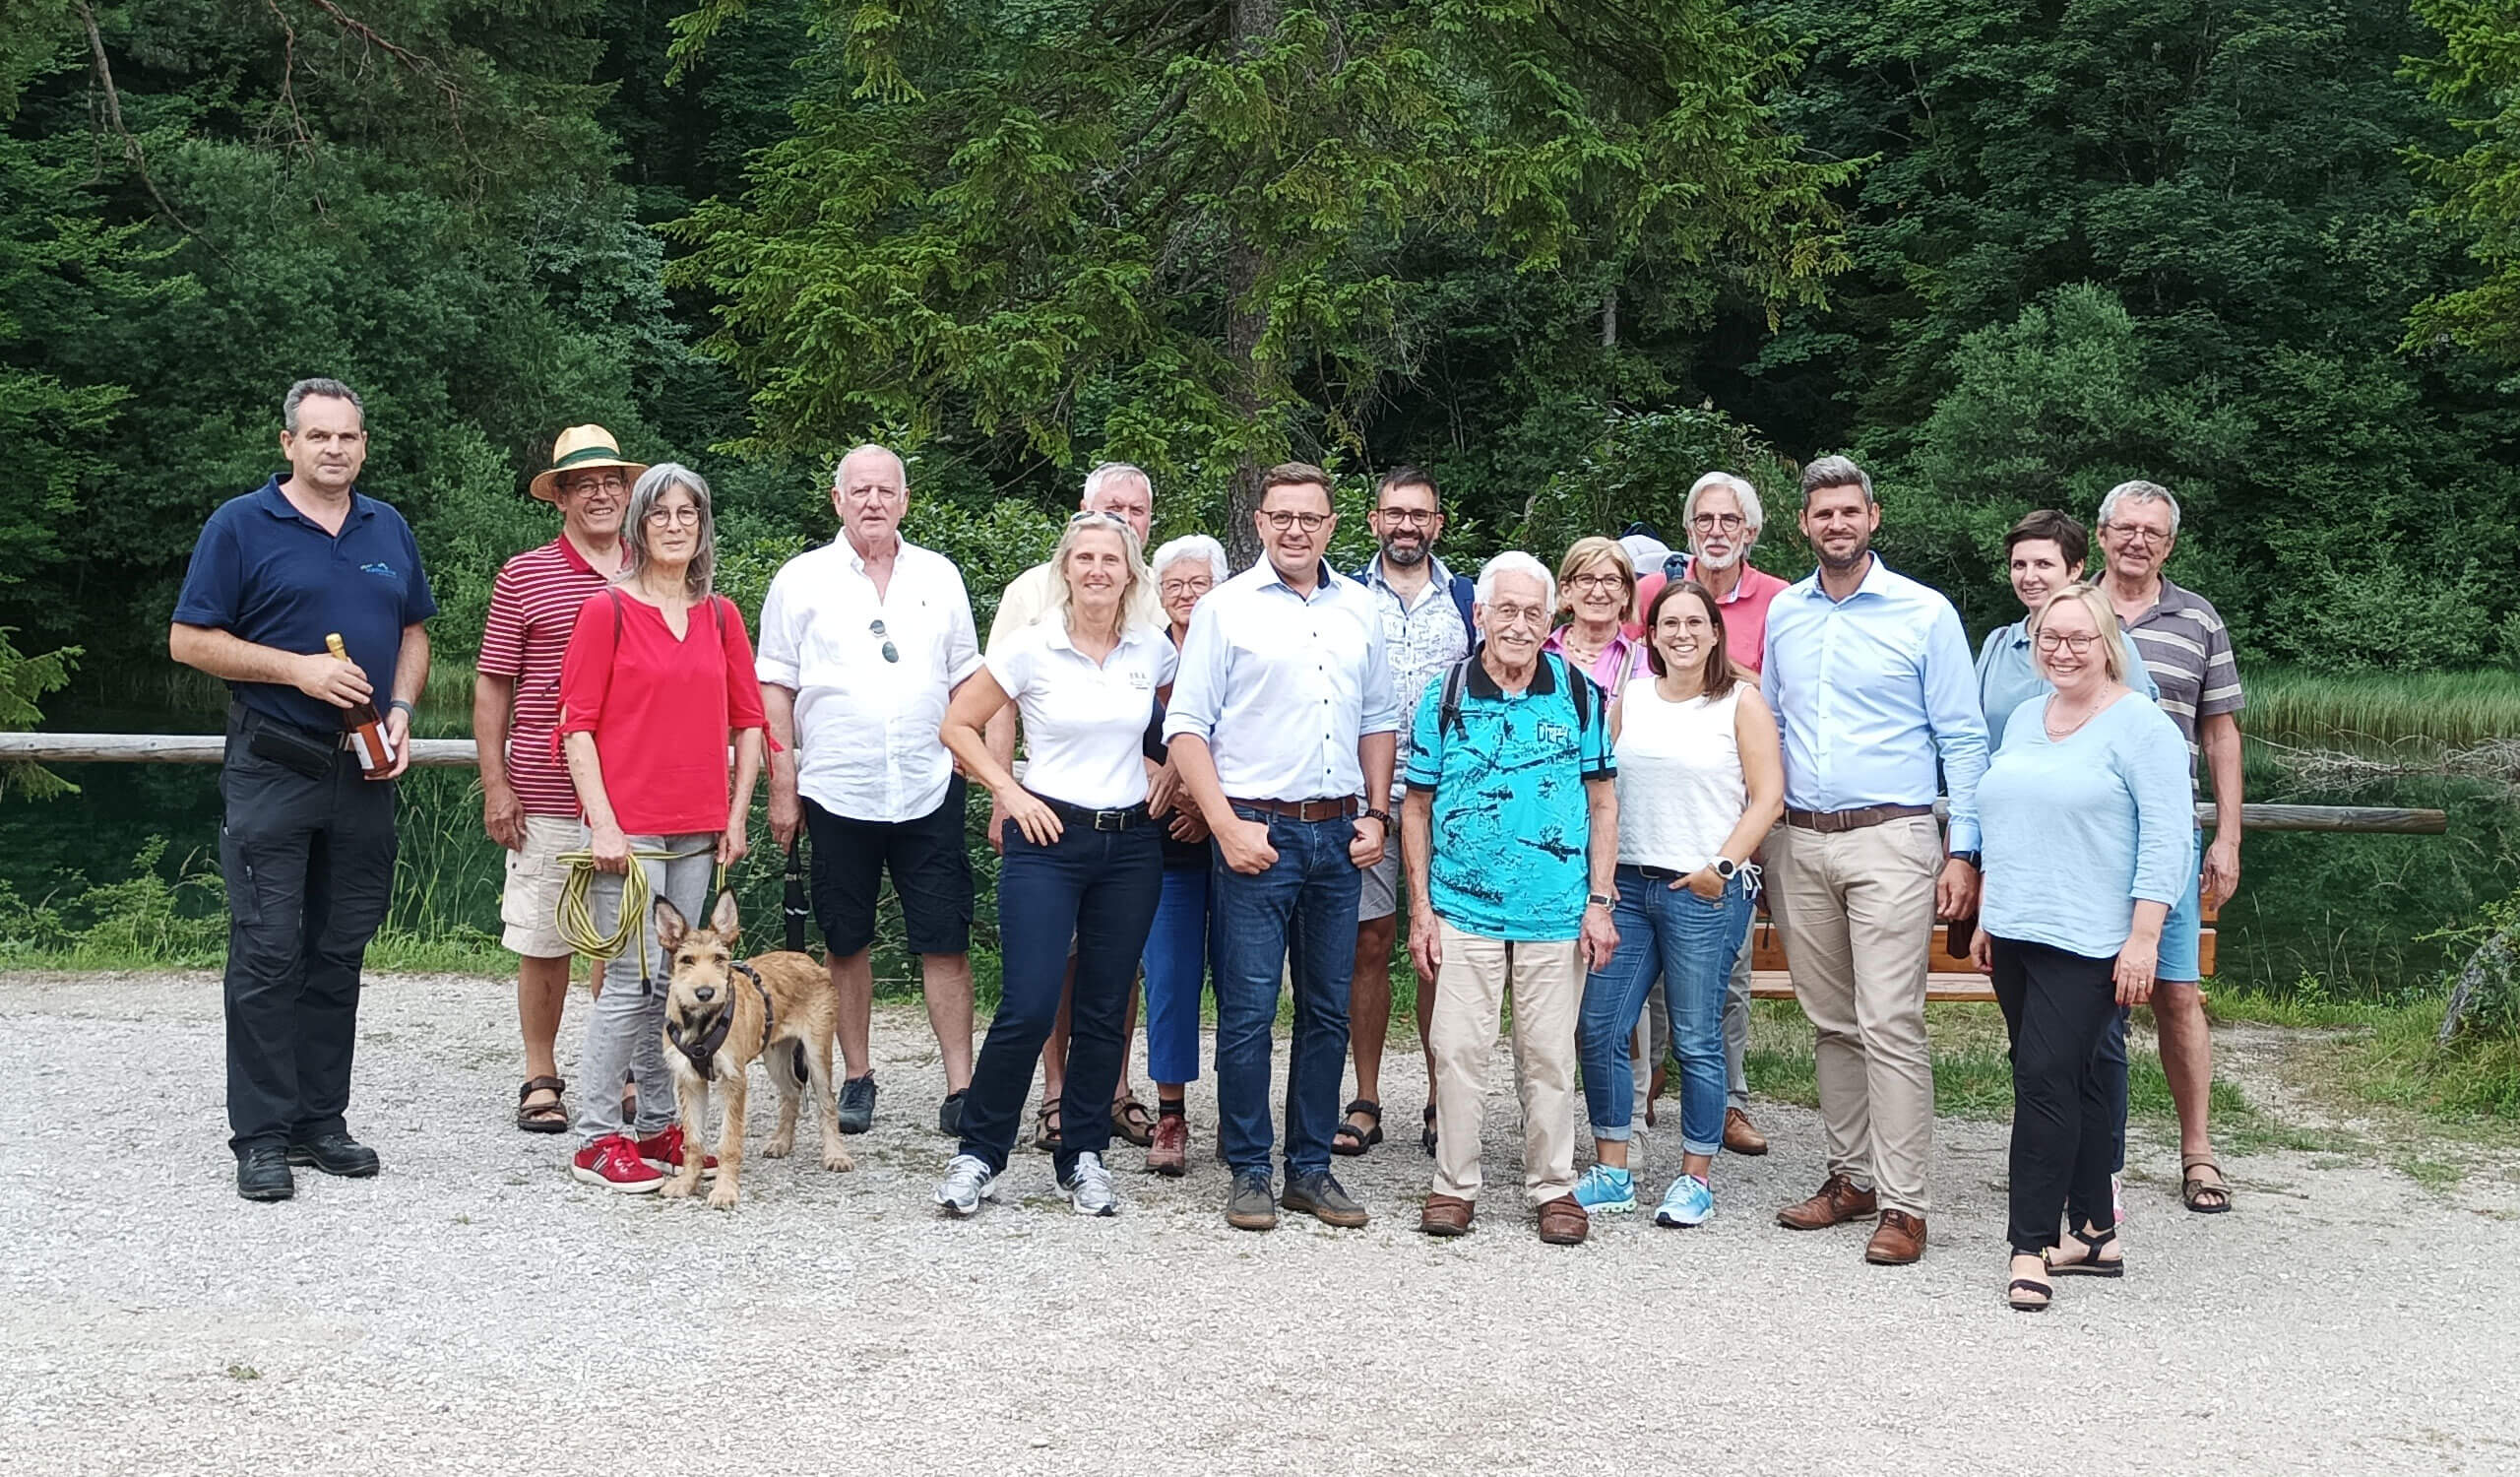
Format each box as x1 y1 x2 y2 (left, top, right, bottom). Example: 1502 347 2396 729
500 814 589 958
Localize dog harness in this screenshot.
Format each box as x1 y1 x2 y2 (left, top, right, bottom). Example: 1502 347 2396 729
665 960 775 1082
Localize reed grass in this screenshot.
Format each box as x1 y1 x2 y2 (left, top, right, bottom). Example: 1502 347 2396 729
2241 666 2520 752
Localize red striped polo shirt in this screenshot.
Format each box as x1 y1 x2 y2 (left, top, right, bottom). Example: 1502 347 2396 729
479 537 612 815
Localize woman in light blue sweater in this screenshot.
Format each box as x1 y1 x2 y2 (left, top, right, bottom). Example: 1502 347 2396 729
1972 584 2192 1313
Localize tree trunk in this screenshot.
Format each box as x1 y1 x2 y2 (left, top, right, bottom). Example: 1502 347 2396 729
1224 0 1281 570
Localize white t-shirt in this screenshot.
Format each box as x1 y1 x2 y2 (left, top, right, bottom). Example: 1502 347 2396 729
986 619 1177 809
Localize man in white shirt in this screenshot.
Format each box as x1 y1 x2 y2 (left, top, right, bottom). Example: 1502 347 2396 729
980 461 1166 1150
1166 463 1399 1232
760 444 984 1137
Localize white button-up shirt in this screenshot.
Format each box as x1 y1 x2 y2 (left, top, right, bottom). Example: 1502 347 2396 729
756 534 982 823
1164 559 1398 802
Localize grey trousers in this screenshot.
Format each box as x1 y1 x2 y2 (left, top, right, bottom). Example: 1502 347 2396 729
573 834 719 1144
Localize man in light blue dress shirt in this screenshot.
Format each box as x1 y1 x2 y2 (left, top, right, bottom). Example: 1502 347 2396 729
1166 463 1399 1233
1760 455 1988 1266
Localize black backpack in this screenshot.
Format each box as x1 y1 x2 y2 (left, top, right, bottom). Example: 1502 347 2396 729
1434 651 1595 741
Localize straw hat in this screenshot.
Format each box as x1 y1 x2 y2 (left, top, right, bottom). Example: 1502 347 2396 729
528 424 648 503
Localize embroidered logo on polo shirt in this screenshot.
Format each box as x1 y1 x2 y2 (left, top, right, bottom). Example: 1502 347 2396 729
1125 670 1153 689
360 561 400 581
1538 721 1571 745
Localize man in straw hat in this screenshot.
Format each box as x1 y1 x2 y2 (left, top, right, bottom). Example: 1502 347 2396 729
476 424 643 1133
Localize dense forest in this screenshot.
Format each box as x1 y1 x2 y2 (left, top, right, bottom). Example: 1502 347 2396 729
8 0 2520 686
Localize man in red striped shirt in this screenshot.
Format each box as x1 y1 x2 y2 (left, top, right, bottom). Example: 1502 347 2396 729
474 425 640 1132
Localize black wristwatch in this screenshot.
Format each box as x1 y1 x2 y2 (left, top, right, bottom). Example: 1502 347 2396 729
1950 850 1982 870
1360 807 1393 829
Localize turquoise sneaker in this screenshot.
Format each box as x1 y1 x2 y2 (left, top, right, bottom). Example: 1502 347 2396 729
1572 1163 1635 1215
1654 1173 1714 1227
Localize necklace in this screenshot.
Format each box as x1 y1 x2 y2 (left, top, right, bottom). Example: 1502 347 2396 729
2044 689 2114 740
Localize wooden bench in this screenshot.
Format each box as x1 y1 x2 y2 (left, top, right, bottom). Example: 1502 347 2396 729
1746 908 2216 1004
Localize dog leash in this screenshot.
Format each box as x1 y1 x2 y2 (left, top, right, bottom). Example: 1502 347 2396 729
552 843 726 991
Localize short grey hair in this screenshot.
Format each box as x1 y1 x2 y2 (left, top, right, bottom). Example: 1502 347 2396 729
1082 461 1152 505
283 378 363 434
1799 454 1873 506
832 443 908 492
2098 479 2182 540
1685 471 1766 537
1151 534 1228 584
1475 550 1555 615
621 462 718 601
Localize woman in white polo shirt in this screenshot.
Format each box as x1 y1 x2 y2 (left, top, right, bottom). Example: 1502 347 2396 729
934 512 1174 1217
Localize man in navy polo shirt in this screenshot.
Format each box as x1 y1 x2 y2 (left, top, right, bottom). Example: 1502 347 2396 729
170 378 436 1202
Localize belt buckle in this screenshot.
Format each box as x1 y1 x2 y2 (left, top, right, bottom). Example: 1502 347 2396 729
1094 809 1126 832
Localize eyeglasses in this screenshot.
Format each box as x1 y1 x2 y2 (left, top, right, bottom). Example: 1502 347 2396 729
1567 572 1629 592
1484 602 1549 626
869 618 899 664
2104 524 2173 547
645 506 701 528
2034 631 2100 654
1069 509 1133 532
1690 512 1746 533
1259 510 1331 533
1375 509 1439 528
1159 578 1213 598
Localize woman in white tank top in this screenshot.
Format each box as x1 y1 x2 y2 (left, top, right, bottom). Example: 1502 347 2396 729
1571 579 1784 1229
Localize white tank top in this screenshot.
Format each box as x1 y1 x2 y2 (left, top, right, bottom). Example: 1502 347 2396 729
1614 678 1745 872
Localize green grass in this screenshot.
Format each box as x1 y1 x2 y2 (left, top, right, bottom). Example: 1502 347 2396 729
2240 665 2520 751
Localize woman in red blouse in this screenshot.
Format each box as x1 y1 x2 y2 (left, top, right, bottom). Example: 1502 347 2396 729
558 462 767 1191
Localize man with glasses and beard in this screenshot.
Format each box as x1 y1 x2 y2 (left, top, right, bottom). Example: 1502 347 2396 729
1166 463 1398 1232
1337 467 1475 1160
757 444 984 1140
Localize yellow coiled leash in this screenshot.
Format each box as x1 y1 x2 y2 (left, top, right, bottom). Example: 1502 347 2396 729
553 845 724 990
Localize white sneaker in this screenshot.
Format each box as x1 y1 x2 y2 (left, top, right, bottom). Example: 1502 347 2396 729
1060 1151 1119 1217
934 1154 996 1217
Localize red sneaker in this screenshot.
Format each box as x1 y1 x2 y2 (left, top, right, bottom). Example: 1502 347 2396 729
636 1124 718 1173
571 1134 665 1193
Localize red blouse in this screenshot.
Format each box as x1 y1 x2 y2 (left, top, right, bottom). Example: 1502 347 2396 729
558 589 768 836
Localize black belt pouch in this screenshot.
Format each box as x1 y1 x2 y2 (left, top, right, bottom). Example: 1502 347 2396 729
244 719 338 780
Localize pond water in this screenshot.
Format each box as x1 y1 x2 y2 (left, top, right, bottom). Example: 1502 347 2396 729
4 678 2510 1001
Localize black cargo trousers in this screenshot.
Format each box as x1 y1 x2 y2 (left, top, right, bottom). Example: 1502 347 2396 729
219 702 399 1157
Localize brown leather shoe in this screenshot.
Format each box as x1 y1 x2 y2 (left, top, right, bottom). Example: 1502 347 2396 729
1776 1173 1878 1230
1146 1114 1188 1177
1723 1106 1769 1156
1419 1193 1475 1237
1536 1195 1589 1246
1864 1209 1927 1264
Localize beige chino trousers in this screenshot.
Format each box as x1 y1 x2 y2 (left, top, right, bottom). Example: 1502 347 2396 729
1427 922 1581 1206
1767 814 1942 1216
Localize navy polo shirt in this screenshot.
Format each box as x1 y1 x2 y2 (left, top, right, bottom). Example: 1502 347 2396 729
172 477 437 732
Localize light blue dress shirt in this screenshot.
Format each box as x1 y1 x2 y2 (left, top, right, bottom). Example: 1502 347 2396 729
1979 693 2196 958
1760 555 1988 851
1975 617 2158 749
1164 559 1398 802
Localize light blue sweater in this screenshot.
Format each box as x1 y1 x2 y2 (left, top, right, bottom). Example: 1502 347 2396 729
1979 692 2195 959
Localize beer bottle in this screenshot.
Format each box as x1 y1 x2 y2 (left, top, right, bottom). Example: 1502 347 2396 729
325 633 396 779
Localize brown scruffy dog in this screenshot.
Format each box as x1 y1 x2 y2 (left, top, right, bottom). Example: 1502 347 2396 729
656 890 850 1207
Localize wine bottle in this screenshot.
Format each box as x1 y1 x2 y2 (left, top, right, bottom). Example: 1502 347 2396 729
325 632 396 778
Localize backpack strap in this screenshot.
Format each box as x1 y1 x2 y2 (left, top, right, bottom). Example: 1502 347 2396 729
1448 574 1478 648
1559 653 1596 733
1438 657 1473 740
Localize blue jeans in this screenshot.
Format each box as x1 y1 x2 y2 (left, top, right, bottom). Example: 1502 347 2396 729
1210 808 1363 1178
1140 863 1214 1083
957 821 1162 1176
1578 867 1754 1157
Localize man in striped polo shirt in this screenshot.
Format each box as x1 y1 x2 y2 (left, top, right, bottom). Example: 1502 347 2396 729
2098 479 2242 1215
475 425 640 1132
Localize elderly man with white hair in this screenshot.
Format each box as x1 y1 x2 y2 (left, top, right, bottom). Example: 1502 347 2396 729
1403 551 1620 1244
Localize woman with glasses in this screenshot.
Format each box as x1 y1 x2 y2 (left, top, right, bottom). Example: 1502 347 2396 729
1970 584 2191 1311
1544 537 1648 692
1571 579 1784 1227
932 512 1173 1216
557 464 768 1191
1138 534 1229 1174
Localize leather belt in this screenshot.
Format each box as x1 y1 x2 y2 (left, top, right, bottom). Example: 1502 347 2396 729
1227 795 1360 822
1040 796 1155 832
1783 803 1933 835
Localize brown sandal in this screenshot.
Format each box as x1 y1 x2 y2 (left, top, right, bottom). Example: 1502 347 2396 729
2181 1156 2233 1214
1111 1095 1156 1147
1035 1100 1063 1152
516 1076 568 1133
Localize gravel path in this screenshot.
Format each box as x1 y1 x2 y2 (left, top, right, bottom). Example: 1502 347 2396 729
8 969 2519 1475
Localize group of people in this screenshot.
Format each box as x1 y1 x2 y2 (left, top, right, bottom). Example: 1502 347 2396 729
174 378 2246 1312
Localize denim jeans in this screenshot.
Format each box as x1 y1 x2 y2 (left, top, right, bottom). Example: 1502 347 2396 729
1578 867 1754 1157
1140 863 1214 1084
1210 809 1364 1178
958 820 1163 1176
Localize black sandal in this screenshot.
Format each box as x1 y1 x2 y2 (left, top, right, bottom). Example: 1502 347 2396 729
1420 1102 1438 1157
1332 1099 1382 1156
516 1075 568 1133
2007 1273 2053 1313
2046 1224 2124 1279
1036 1100 1063 1153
